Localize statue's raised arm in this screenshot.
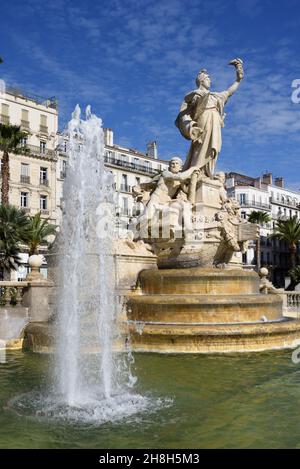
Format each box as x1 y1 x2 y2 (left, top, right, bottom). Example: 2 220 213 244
175 58 244 178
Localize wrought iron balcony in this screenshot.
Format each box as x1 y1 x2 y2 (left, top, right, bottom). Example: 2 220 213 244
21 120 30 130
40 209 49 215
120 184 131 193
26 144 56 160
0 114 10 125
270 196 300 209
104 155 158 176
39 125 48 134
239 199 271 210
20 175 30 184
40 178 49 186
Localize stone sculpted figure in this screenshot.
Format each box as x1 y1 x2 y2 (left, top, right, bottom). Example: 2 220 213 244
175 59 244 177
132 157 199 238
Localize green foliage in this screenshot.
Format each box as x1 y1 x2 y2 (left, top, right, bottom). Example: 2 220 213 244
272 216 300 246
248 210 271 225
273 216 300 268
289 266 300 284
0 205 29 272
23 212 57 255
0 123 28 154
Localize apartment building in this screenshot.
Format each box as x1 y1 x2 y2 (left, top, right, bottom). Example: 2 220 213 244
57 128 169 236
0 85 59 221
0 83 172 278
226 172 300 286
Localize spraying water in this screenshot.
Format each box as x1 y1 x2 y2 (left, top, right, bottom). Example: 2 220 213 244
56 105 117 405
9 106 171 424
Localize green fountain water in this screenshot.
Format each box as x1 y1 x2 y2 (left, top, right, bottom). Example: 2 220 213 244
1 350 300 448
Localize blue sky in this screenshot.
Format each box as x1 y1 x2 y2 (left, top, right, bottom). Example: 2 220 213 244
1 0 300 189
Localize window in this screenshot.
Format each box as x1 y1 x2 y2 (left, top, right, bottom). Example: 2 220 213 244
242 252 247 264
21 109 29 128
20 192 28 208
1 103 9 124
241 211 246 220
135 177 140 185
61 160 67 178
40 167 48 184
40 114 48 133
239 193 246 205
133 158 139 167
40 141 46 154
122 197 128 215
40 195 48 210
20 136 27 147
20 163 30 183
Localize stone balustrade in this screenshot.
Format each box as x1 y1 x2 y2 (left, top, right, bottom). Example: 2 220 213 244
286 292 300 311
0 282 28 306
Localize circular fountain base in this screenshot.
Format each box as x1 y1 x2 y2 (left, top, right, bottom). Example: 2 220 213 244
126 267 300 353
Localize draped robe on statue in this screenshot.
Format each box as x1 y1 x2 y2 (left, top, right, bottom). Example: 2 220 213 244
175 89 229 177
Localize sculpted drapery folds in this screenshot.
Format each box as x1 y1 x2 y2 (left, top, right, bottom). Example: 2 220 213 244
175 59 244 177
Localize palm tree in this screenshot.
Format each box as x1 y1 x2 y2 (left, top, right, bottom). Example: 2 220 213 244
288 265 300 291
24 212 57 256
0 124 28 205
248 211 271 270
272 216 300 269
0 205 29 277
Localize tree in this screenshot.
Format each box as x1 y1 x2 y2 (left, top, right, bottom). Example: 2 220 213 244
248 210 271 270
272 216 300 269
0 124 28 205
0 205 29 277
24 212 57 256
288 266 300 291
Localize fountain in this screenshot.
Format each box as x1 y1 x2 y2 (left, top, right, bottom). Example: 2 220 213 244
10 106 167 423
126 60 300 353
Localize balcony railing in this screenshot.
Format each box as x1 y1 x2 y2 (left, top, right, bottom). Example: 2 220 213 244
0 114 10 125
21 120 30 130
105 155 158 176
6 86 58 110
40 178 49 186
26 144 56 159
39 125 48 134
40 209 49 215
240 199 271 210
20 175 30 184
270 196 300 209
60 171 67 179
20 207 30 213
120 184 131 193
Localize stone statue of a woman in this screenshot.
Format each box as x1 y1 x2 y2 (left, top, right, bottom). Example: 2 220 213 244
175 58 244 177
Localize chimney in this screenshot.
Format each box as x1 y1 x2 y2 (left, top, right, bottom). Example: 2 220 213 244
254 177 261 189
146 141 158 159
275 177 284 188
104 128 113 146
262 172 273 185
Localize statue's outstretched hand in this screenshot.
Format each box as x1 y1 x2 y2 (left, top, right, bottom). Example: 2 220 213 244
229 58 244 82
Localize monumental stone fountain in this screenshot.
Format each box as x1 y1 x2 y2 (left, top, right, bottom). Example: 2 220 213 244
126 59 300 353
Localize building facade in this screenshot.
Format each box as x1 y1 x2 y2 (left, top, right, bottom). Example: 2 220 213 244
0 85 59 279
0 84 169 278
226 172 300 286
57 128 169 237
